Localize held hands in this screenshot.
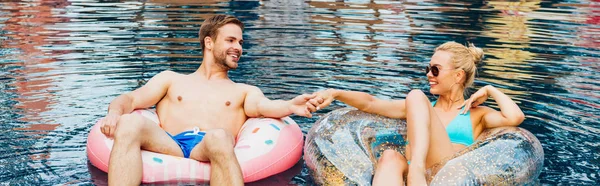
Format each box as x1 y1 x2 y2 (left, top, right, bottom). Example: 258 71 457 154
288 89 338 118
457 85 491 114
99 112 120 138
312 89 336 111
288 93 318 118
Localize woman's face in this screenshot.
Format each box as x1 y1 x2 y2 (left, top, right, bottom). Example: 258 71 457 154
427 51 459 95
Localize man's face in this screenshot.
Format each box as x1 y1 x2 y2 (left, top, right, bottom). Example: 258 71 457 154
212 24 243 70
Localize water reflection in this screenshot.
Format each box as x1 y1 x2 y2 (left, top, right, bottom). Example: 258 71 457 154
481 0 541 95
306 0 417 100
0 0 72 184
577 1 600 50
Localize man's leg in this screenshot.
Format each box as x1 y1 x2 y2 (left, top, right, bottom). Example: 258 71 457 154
108 113 183 186
189 129 244 186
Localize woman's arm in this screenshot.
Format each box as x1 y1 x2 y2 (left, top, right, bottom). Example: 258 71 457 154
462 85 525 128
317 89 406 119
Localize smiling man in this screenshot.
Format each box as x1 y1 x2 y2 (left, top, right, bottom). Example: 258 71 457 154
98 15 318 186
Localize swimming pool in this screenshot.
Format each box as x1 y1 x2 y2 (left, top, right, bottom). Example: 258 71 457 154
0 0 598 185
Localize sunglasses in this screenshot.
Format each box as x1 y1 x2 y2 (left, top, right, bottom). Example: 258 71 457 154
425 65 441 77
425 65 458 77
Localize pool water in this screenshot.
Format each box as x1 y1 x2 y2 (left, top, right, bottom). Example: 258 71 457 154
0 0 598 185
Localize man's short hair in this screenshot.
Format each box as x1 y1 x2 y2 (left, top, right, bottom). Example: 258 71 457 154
199 15 244 51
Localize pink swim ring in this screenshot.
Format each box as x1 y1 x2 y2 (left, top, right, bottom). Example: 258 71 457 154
86 109 304 183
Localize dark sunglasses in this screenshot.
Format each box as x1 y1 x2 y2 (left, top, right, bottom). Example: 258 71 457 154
426 65 441 77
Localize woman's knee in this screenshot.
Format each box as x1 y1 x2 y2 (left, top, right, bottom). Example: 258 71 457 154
114 113 144 140
406 89 427 103
373 150 409 185
203 129 235 156
378 150 408 173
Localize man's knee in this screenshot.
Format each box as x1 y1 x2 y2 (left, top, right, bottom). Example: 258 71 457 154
114 113 144 140
203 129 235 156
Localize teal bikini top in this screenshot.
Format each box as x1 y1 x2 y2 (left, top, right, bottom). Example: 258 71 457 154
432 101 474 146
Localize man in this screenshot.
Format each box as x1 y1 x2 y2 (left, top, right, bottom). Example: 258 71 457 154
98 15 319 186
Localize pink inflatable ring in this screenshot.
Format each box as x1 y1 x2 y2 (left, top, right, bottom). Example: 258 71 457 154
86 109 304 183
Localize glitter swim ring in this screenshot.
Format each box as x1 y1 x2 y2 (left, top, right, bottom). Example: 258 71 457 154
87 109 303 183
304 108 544 185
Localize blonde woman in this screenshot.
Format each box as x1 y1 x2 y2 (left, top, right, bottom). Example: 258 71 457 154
309 42 525 185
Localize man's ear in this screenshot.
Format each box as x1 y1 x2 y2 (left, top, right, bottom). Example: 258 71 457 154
204 36 213 51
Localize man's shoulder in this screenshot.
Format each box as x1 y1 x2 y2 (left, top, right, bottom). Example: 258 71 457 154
158 70 183 76
144 71 184 87
235 83 261 93
153 70 183 80
235 82 256 89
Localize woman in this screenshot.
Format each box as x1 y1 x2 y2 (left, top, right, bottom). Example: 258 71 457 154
309 42 525 185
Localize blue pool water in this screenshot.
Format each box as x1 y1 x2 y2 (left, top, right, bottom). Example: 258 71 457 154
0 0 598 185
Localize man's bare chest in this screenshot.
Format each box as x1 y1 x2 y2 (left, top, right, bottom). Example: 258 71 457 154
166 81 245 108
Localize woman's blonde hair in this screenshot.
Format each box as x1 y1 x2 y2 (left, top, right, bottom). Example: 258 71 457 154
434 42 484 88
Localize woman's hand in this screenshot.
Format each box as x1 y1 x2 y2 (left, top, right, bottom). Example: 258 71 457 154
311 89 337 111
457 85 491 114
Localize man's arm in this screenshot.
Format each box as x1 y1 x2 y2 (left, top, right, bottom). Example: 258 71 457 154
243 85 315 118
100 70 175 137
108 70 175 114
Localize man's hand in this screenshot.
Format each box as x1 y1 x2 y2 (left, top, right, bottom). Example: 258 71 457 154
288 93 318 118
99 112 121 138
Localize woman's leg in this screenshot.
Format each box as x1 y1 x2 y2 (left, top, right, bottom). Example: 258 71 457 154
372 149 408 186
404 90 456 185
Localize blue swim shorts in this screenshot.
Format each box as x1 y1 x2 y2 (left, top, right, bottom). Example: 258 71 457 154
167 127 206 158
